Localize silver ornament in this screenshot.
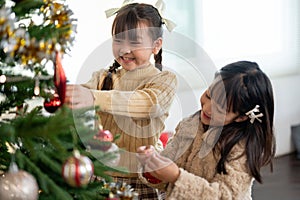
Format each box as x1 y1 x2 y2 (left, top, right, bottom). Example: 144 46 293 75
0 163 39 200
62 150 94 187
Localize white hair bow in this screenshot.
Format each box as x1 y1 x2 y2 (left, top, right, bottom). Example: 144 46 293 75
105 0 176 32
105 0 134 18
245 105 264 124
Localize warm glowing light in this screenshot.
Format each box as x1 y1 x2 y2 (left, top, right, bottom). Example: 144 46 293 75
0 75 6 83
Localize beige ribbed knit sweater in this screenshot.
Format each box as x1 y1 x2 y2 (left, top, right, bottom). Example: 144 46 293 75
82 64 177 177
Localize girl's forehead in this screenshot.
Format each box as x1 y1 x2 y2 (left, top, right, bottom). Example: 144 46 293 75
208 76 229 110
114 21 149 33
209 75 225 93
113 25 154 41
137 21 151 28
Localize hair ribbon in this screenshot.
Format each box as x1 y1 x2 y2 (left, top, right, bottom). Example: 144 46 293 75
105 0 134 18
105 0 176 32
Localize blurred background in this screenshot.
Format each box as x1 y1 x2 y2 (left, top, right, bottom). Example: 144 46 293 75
64 0 300 157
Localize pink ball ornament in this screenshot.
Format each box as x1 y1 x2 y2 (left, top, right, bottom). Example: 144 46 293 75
62 150 94 187
93 129 114 151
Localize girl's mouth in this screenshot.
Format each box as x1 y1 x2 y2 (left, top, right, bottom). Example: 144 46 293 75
120 56 135 63
202 111 211 120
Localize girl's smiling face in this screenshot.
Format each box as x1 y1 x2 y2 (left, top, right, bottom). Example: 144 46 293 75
200 87 247 127
200 89 237 126
112 22 162 71
200 71 254 127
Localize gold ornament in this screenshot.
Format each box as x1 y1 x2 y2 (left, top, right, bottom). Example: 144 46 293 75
0 0 77 67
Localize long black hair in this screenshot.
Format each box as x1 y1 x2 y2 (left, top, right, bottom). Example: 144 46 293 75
102 3 164 90
210 61 276 183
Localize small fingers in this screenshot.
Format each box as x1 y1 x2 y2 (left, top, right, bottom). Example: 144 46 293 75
136 145 155 164
65 85 94 109
144 153 173 172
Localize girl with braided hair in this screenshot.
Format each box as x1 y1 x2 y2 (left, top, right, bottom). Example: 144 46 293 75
66 2 177 199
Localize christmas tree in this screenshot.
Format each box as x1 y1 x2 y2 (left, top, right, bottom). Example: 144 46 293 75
0 1 134 199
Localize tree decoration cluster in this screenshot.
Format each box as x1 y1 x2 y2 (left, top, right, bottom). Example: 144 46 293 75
0 0 76 68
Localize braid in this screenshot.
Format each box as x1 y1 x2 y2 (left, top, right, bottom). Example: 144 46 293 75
101 60 120 90
154 49 163 71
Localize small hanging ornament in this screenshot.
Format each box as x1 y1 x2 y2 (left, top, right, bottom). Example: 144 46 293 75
0 162 39 200
44 45 67 113
54 47 66 105
93 126 114 151
43 93 62 113
43 47 66 113
33 77 40 96
62 150 94 187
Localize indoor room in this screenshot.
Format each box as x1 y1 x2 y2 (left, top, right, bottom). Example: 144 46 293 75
0 0 299 199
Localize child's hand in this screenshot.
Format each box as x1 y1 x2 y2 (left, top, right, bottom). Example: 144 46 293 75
136 145 156 164
65 84 94 109
137 145 180 183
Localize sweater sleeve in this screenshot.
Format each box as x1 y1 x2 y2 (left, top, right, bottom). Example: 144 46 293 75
161 112 201 161
81 69 106 90
90 71 177 118
160 121 185 160
168 155 253 200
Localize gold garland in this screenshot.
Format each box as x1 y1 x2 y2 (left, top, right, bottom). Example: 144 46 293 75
0 0 76 67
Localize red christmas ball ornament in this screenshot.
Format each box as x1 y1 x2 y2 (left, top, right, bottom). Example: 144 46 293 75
62 150 94 187
93 129 114 151
43 94 61 113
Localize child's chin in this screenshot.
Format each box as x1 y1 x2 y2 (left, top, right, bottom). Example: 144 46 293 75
201 118 210 126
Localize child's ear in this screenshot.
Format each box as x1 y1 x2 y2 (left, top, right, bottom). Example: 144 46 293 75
152 37 163 55
234 115 248 123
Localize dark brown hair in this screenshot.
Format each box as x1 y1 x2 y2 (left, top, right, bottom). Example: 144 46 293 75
102 3 164 90
210 61 276 183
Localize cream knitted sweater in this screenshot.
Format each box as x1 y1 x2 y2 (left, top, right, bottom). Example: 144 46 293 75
82 64 177 177
144 111 254 199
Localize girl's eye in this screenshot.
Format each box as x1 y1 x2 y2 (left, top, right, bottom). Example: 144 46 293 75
206 91 211 99
130 41 142 46
113 39 123 43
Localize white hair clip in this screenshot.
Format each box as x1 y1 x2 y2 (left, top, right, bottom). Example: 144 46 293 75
245 105 264 124
105 0 176 32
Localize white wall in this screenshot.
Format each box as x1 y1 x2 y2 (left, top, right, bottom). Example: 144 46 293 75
164 74 300 157
63 0 300 157
272 74 300 156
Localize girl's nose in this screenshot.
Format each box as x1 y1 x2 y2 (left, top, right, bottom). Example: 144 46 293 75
205 102 212 116
119 46 131 56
